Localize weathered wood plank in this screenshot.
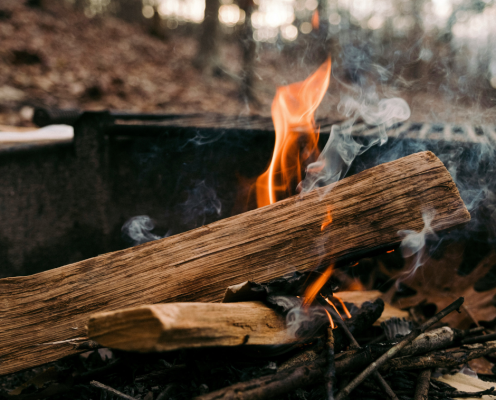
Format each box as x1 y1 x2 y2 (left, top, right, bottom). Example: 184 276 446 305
0 151 470 375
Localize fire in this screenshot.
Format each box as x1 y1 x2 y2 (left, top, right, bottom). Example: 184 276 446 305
311 10 319 30
303 264 334 306
255 58 332 208
321 206 333 231
331 295 352 319
324 309 335 329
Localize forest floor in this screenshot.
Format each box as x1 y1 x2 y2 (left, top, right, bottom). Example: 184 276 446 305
0 0 495 127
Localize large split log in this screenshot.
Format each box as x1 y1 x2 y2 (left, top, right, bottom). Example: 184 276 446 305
0 151 470 375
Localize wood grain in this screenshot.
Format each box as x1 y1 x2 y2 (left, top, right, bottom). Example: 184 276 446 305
88 302 290 352
0 151 470 375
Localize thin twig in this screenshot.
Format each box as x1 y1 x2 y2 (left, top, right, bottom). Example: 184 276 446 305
335 297 464 400
325 326 335 400
90 380 137 400
461 332 496 345
413 369 431 400
431 387 495 398
325 306 399 400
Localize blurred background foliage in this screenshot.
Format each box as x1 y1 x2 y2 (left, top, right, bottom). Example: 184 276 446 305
1 0 496 125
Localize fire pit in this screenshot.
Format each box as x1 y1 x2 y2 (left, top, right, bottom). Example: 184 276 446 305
1 59 496 400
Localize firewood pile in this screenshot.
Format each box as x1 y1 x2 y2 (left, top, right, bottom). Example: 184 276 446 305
1 151 495 399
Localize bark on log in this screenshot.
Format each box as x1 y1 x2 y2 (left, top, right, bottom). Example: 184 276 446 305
88 302 290 351
0 151 470 375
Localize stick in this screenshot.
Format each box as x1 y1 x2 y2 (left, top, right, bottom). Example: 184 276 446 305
325 305 399 400
90 380 137 400
429 387 495 398
325 326 336 400
193 362 326 400
461 332 496 345
0 151 470 375
335 297 465 400
381 340 496 371
413 369 431 400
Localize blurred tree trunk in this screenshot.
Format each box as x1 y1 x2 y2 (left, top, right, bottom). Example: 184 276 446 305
115 0 144 24
74 0 85 11
149 6 168 40
194 0 221 73
238 0 258 105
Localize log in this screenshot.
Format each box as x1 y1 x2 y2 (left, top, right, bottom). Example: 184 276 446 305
0 151 470 375
88 302 290 351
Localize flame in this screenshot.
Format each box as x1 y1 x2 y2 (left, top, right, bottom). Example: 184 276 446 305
324 296 342 318
324 309 335 329
255 58 331 208
332 295 352 319
346 279 366 291
311 9 319 30
386 249 395 253
321 206 333 231
303 264 334 306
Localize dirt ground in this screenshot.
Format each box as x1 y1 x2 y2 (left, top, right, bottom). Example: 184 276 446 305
1 1 495 128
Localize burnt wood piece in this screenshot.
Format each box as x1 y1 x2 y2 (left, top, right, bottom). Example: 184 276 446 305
413 369 431 400
0 151 470 375
88 302 290 351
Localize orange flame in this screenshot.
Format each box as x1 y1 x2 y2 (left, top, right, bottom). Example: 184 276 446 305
321 206 333 231
332 295 352 319
386 249 395 253
303 264 334 306
311 9 319 30
324 296 343 319
324 309 335 329
255 58 331 208
347 279 366 291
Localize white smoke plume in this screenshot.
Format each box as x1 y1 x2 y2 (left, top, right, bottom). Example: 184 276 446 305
397 209 439 279
299 96 411 194
121 215 166 246
181 180 222 227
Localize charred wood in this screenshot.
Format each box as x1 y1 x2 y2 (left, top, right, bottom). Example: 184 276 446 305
413 369 431 400
334 297 465 400
382 340 496 372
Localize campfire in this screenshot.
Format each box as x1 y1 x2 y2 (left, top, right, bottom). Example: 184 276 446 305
1 58 496 400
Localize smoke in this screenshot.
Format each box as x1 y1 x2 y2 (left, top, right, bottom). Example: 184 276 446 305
299 95 411 194
286 304 329 339
121 215 166 246
397 209 439 280
181 180 222 227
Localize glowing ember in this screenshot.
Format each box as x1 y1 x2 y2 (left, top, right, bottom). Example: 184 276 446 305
386 249 395 253
303 263 334 306
255 58 331 207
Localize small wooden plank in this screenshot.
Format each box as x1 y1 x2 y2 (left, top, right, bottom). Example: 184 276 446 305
88 302 290 352
0 151 470 375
